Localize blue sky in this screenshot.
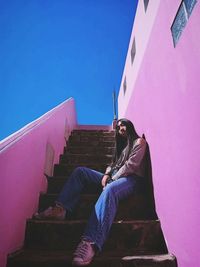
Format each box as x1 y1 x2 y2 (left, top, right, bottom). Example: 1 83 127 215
0 0 138 140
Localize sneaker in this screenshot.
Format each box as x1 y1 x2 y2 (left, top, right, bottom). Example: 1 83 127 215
72 239 95 266
33 205 66 220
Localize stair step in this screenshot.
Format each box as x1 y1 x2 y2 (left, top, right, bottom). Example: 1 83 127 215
72 130 115 137
69 134 115 143
65 129 115 155
7 249 177 267
47 176 66 194
65 146 115 155
60 153 112 164
25 220 167 253
38 193 156 220
53 164 107 176
46 177 157 220
67 140 115 148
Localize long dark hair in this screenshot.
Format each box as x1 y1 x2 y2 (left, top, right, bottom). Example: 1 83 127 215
112 118 139 168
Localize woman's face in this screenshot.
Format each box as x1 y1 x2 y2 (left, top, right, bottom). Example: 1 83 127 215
117 121 127 137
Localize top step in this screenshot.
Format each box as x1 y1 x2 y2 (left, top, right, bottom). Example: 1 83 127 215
65 130 115 151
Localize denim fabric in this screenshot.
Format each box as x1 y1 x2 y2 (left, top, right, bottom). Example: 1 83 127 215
56 167 140 251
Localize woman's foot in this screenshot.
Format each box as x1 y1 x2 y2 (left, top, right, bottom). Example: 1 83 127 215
33 205 66 220
72 239 95 266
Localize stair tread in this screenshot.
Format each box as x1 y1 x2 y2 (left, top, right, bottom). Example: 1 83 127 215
53 164 108 176
68 140 114 144
38 192 151 199
38 192 156 220
8 248 175 259
25 218 167 252
7 249 176 266
65 146 115 155
28 219 159 224
70 130 114 134
62 153 113 157
40 192 98 196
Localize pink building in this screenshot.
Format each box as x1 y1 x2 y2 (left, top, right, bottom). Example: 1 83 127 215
1 1 200 266
118 1 200 267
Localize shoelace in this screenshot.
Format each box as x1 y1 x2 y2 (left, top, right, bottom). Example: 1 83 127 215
74 241 90 258
52 206 62 213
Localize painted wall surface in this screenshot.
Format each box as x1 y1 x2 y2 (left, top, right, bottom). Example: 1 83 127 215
118 1 200 267
0 98 77 267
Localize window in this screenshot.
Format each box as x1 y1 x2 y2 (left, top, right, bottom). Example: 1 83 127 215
171 0 197 47
144 0 149 12
184 0 197 17
123 77 127 95
131 38 136 64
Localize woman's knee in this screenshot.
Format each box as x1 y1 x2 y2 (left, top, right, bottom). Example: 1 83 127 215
72 167 93 185
103 178 135 201
71 167 86 182
103 184 116 198
73 166 86 175
100 185 120 208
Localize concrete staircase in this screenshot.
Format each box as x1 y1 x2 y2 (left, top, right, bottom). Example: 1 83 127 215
7 129 177 267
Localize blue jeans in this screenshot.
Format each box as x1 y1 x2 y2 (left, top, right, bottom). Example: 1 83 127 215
56 167 141 251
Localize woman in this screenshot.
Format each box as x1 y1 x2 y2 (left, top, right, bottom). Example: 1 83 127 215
34 118 147 266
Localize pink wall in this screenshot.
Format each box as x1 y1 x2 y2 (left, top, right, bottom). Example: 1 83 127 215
0 98 77 267
118 1 200 267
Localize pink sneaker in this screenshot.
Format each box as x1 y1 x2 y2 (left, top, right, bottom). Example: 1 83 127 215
72 239 95 266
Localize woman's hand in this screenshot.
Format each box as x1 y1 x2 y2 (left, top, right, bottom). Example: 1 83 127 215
101 174 110 188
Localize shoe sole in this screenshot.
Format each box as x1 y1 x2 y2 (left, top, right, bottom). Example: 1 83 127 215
72 259 93 266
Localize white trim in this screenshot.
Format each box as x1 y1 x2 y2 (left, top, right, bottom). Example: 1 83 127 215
0 98 73 153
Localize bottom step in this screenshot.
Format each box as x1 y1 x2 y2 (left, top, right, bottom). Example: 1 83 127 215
7 249 177 267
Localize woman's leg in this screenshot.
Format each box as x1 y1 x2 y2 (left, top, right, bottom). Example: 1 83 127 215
82 176 139 251
56 167 103 212
34 167 103 219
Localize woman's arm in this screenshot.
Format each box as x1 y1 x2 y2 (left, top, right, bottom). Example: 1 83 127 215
111 138 146 181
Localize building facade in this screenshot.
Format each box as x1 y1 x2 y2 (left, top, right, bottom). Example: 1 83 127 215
118 1 200 266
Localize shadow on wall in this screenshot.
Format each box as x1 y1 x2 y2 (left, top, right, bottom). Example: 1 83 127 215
143 134 158 220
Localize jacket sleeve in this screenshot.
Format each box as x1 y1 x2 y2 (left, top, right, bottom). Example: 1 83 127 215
104 165 112 176
111 138 146 180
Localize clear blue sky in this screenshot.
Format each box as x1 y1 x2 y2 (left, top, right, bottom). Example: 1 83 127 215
0 0 138 140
